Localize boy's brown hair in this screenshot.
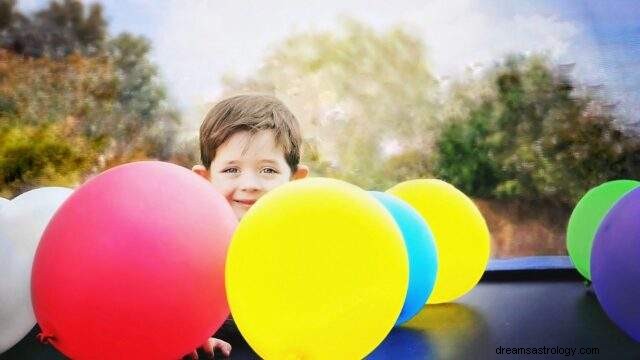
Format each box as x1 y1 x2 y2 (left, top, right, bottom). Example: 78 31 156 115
199 94 302 171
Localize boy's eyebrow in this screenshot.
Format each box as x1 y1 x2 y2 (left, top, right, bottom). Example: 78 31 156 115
218 159 239 166
259 159 280 165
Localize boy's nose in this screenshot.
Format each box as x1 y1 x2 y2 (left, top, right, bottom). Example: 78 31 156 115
238 172 263 192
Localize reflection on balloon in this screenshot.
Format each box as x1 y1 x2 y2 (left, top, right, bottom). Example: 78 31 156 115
226 178 408 359
405 303 490 360
367 327 435 360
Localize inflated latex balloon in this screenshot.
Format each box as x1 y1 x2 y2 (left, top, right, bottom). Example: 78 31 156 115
369 191 437 325
592 187 640 342
567 180 639 280
0 197 9 208
1 187 73 260
0 234 28 353
388 179 490 304
226 178 408 359
0 187 72 353
32 161 237 359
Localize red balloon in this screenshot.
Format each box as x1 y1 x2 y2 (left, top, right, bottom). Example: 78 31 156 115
32 161 237 359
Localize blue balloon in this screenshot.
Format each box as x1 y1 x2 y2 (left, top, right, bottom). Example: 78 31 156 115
370 191 438 325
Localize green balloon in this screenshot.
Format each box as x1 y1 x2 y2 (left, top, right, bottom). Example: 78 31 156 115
567 180 640 280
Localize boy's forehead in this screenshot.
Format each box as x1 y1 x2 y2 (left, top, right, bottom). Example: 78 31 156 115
214 130 286 162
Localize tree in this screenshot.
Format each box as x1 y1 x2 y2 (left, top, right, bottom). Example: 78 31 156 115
435 55 640 207
107 33 179 160
109 33 167 121
0 0 106 58
436 103 501 197
222 20 440 190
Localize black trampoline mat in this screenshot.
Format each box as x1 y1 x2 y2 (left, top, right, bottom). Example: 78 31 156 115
3 270 640 360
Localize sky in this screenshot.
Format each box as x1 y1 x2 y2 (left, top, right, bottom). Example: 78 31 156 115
19 0 640 133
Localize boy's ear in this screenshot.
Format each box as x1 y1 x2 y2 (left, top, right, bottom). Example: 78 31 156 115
192 164 211 181
292 164 309 180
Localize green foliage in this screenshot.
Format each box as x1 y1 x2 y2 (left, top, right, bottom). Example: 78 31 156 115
0 120 97 197
436 103 501 197
435 55 640 206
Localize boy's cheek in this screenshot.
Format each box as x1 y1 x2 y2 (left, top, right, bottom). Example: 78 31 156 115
209 181 233 199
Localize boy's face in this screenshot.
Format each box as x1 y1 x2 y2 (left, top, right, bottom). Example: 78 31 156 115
193 130 308 219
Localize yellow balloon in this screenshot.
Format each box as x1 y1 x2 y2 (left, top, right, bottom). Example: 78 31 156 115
225 178 408 359
388 179 490 304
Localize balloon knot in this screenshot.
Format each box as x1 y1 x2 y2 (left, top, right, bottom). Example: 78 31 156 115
37 331 55 344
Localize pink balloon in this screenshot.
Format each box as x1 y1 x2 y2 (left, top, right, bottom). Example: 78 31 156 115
32 161 237 359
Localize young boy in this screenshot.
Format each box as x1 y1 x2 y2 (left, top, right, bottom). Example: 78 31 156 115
188 94 309 359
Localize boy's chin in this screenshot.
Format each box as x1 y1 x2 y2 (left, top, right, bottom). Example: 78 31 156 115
231 206 248 220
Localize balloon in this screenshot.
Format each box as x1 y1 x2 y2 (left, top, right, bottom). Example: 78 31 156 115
226 178 408 359
0 197 9 208
592 187 640 341
0 187 72 353
32 161 237 359
0 233 28 353
1 187 73 260
566 180 639 280
388 179 490 304
369 191 437 325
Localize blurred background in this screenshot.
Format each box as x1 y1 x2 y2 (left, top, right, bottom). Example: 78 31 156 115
1 0 639 258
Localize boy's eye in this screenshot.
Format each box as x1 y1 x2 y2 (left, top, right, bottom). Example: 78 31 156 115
222 167 240 174
261 167 278 174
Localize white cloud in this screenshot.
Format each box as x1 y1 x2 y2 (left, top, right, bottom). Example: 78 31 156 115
402 0 583 77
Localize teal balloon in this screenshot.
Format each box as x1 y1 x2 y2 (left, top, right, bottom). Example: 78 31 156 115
566 180 640 280
370 191 438 325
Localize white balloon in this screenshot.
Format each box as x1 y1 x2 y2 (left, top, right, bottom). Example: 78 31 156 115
0 235 31 353
0 197 9 208
1 187 73 259
0 187 73 353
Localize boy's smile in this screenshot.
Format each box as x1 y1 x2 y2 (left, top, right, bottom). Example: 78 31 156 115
232 198 257 207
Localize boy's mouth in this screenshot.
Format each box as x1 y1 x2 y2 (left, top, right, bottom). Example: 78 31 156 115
233 199 257 207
